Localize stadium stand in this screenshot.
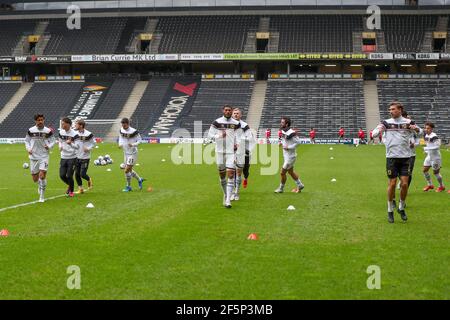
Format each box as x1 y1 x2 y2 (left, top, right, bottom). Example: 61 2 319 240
116 17 147 54
0 82 84 138
0 83 21 112
382 15 437 53
259 79 366 139
0 19 37 56
156 16 259 53
131 77 172 135
377 79 450 139
44 18 127 55
269 15 363 53
89 76 137 137
180 80 254 135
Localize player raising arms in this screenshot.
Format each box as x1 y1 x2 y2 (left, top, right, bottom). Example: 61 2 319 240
25 114 56 203
208 105 242 208
422 122 445 192
58 117 80 198
74 119 95 194
274 117 305 194
119 118 145 192
372 102 422 223
231 108 256 200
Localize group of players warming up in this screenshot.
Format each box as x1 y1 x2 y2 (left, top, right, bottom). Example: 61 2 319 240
26 103 446 222
208 105 305 208
25 115 145 202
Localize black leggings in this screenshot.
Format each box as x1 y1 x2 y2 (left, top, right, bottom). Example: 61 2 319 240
75 159 91 187
243 153 250 179
60 158 76 192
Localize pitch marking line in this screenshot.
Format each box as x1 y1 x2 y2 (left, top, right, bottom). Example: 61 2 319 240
0 194 66 213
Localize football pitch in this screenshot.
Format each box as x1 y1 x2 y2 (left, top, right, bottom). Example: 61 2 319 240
0 143 448 300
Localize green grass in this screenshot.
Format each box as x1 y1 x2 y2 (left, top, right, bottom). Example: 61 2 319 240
0 143 448 299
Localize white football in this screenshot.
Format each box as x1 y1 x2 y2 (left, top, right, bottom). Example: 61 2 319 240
98 156 104 161
94 160 100 166
22 162 29 169
101 160 107 166
104 154 111 159
120 163 126 169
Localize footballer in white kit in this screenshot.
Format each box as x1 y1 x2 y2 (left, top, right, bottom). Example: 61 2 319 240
274 117 305 194
372 102 422 223
74 119 95 194
208 105 243 208
118 118 145 192
25 114 56 202
422 122 445 192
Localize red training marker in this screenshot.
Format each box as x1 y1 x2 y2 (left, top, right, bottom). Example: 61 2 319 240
0 229 10 237
247 233 258 240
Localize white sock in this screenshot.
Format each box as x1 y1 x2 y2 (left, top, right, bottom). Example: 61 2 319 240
39 179 46 198
279 183 285 191
226 178 234 202
434 174 444 187
131 170 141 181
399 200 406 210
387 200 394 212
126 172 132 186
295 179 304 188
235 175 242 195
424 172 432 186
220 177 227 195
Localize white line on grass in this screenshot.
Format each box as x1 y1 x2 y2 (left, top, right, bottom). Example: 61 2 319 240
0 194 66 213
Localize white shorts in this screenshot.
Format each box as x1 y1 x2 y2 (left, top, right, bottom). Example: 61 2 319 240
424 156 441 170
30 158 49 175
282 156 296 170
216 153 235 172
124 154 138 166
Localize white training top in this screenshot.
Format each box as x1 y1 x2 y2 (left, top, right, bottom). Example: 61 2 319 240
208 116 243 154
372 117 422 159
75 129 96 160
424 132 441 161
280 127 301 159
119 127 141 156
25 126 56 160
58 128 80 159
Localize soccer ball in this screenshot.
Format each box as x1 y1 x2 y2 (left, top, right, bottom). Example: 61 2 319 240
22 162 29 169
94 160 100 166
107 159 113 165
120 163 126 169
101 160 107 166
104 154 111 159
98 156 104 161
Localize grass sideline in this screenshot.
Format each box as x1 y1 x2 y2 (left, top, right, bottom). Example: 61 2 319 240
0 143 448 299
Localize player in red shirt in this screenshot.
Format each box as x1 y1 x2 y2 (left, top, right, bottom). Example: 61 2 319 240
309 127 316 144
338 127 345 143
265 128 271 144
358 127 366 144
278 129 282 144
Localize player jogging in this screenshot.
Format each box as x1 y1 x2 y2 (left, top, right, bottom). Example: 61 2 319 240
208 105 242 208
309 127 316 144
422 122 445 192
118 118 145 192
274 117 305 193
25 114 56 203
371 102 422 223
231 108 256 199
338 127 345 143
74 119 95 194
358 127 366 144
58 117 80 198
